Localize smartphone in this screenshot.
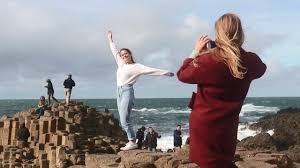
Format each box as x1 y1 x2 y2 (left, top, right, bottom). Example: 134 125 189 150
206 41 216 49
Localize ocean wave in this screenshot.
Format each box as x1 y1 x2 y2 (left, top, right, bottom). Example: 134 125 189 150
156 135 189 151
163 109 190 114
132 108 158 112
156 123 265 151
237 123 258 140
132 107 190 114
240 103 279 116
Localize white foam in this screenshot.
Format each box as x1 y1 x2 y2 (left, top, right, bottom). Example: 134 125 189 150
132 107 191 114
132 108 158 112
156 124 263 151
240 103 279 116
237 123 258 140
156 135 189 152
133 104 279 116
163 109 190 114
267 129 274 136
237 125 276 140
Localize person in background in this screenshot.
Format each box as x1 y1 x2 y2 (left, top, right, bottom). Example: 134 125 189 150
45 79 58 104
177 13 266 167
36 96 48 118
185 137 190 145
63 74 75 105
173 124 183 149
17 123 30 142
145 127 161 152
136 126 146 149
107 31 174 150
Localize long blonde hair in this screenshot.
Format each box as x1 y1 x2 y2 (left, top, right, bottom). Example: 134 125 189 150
215 13 247 79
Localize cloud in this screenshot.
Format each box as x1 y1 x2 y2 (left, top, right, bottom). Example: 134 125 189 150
0 0 299 98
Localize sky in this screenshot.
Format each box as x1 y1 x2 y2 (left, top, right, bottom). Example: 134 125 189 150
0 0 300 99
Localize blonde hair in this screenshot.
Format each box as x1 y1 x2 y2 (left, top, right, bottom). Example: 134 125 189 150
215 13 247 79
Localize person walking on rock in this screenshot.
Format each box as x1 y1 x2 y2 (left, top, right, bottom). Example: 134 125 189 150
63 74 75 105
177 13 266 167
107 31 174 150
45 79 58 104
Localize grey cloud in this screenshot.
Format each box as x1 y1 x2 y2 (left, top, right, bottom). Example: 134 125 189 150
0 0 296 98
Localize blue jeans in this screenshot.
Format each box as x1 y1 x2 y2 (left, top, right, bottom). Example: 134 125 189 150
36 108 44 119
117 84 135 141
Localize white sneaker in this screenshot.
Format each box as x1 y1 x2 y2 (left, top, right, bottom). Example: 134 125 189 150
120 142 138 150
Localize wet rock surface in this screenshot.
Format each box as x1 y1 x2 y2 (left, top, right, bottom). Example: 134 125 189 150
238 108 300 165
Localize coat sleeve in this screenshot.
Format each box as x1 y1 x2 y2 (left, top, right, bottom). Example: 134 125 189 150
247 52 267 80
177 57 210 84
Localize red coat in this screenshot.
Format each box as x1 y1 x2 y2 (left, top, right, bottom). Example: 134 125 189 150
177 49 266 168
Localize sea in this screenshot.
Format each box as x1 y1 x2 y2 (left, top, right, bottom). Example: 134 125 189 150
1 97 300 151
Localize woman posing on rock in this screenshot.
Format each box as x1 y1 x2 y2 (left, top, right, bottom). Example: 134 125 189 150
177 13 266 167
107 31 174 150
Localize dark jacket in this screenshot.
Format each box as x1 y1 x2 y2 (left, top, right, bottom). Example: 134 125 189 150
173 130 182 147
18 127 30 141
145 132 160 148
136 129 145 143
63 78 75 89
136 128 145 149
46 82 54 94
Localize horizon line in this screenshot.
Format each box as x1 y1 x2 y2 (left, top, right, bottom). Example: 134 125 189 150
1 96 300 100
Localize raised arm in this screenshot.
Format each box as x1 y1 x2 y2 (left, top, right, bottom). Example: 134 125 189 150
177 36 210 84
107 31 123 66
138 64 174 77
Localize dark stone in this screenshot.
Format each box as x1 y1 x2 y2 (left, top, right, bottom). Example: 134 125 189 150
249 108 300 150
237 133 277 151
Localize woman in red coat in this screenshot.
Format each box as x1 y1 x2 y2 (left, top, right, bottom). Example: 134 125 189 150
177 13 266 168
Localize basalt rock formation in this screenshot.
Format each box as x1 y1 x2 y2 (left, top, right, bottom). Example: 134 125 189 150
0 101 127 167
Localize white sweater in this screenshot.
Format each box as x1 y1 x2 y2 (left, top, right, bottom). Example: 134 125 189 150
109 42 172 86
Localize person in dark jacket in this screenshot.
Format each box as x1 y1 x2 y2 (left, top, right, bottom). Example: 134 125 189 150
174 124 182 149
17 123 30 142
63 74 75 105
145 127 161 152
45 79 58 104
136 126 146 149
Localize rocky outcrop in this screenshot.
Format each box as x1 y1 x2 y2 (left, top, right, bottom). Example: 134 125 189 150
1 103 299 167
85 147 198 168
239 108 300 163
0 101 127 167
238 133 277 151
83 146 297 168
235 147 293 168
